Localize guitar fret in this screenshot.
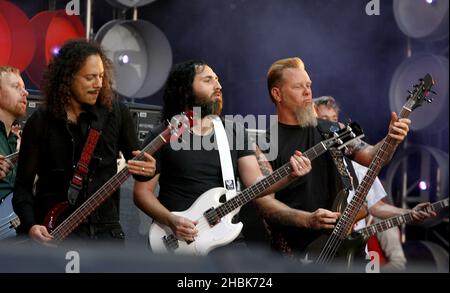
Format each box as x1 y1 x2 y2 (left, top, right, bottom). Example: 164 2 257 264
310 147 318 157
371 227 376 233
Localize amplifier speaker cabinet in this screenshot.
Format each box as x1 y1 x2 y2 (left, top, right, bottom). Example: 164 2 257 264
126 102 162 143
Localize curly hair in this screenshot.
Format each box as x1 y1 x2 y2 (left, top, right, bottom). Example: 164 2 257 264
162 60 207 121
42 39 115 118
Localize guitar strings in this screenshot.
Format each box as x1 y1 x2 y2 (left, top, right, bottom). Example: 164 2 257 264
316 178 376 264
0 222 17 234
316 134 399 263
51 135 168 241
0 221 16 230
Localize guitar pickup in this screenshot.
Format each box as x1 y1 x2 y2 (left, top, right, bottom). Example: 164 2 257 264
204 207 220 227
348 230 365 241
163 234 179 251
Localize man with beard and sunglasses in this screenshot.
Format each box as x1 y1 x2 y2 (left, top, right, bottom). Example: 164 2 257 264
253 57 412 260
133 60 311 252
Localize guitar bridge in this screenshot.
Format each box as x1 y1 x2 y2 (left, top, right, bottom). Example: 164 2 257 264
162 234 179 251
204 207 220 227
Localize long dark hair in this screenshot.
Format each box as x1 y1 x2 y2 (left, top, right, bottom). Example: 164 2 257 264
42 39 115 118
162 60 207 121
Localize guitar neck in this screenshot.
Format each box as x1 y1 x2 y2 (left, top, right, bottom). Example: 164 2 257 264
334 107 413 238
215 140 329 218
50 129 170 241
357 198 449 238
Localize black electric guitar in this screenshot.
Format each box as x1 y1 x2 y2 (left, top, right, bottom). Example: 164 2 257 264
306 74 435 266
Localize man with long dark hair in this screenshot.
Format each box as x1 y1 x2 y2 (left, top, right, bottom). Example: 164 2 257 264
13 40 156 245
134 60 311 250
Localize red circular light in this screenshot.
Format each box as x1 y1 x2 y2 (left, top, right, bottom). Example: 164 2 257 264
26 10 85 88
0 0 36 71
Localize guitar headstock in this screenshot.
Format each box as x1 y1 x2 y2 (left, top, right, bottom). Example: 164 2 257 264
323 122 365 150
405 73 435 112
163 111 194 142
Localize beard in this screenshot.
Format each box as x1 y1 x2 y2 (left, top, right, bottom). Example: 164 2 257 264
193 91 223 118
13 103 27 118
295 103 317 127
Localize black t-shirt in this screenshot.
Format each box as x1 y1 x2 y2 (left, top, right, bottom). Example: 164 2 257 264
144 119 255 212
13 101 144 233
262 120 342 253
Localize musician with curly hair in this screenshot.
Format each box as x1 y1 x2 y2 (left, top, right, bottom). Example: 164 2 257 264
13 40 156 245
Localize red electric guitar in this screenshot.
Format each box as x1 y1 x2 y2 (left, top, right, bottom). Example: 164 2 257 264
43 112 193 243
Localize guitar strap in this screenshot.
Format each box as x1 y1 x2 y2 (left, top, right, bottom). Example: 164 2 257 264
316 120 359 191
211 117 237 200
343 159 360 190
67 127 102 205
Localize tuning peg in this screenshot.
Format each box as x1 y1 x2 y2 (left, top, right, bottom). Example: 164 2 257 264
425 98 433 103
430 90 437 95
